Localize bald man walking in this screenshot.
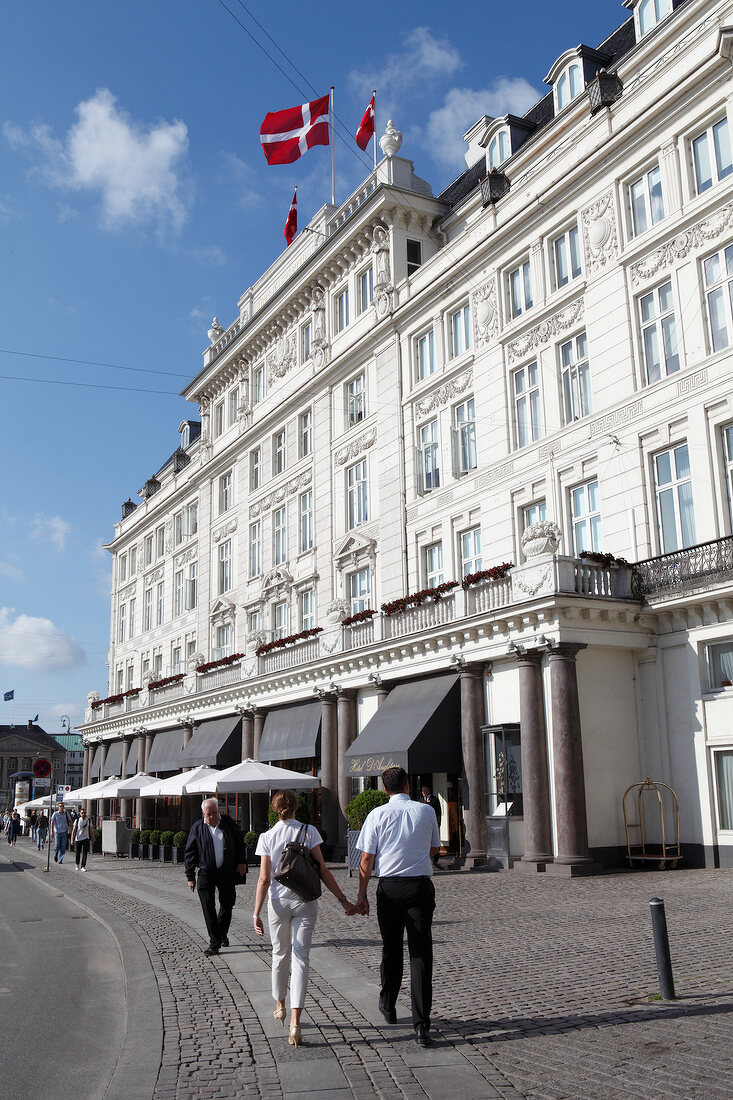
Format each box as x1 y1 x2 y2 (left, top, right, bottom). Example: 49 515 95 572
185 798 248 956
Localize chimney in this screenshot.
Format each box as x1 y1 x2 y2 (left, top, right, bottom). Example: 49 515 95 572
27 719 33 728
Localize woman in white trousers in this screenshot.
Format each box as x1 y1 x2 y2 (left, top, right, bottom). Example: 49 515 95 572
253 790 356 1046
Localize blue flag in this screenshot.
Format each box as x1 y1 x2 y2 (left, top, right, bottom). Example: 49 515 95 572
32 714 39 722
3 690 13 701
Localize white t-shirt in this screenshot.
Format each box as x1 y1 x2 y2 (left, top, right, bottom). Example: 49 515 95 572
256 819 323 900
207 822 224 868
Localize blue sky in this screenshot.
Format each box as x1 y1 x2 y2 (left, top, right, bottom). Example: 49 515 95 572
0 0 626 733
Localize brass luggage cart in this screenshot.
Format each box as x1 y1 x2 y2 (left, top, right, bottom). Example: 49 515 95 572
623 777 681 869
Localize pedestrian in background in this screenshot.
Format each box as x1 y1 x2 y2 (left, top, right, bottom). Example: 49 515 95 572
36 812 49 850
253 789 357 1047
50 801 71 863
71 808 93 871
6 810 22 846
357 766 440 1048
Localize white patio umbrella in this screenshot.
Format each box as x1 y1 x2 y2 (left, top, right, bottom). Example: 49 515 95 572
66 776 122 800
18 794 82 810
138 766 221 798
101 772 158 798
213 759 321 793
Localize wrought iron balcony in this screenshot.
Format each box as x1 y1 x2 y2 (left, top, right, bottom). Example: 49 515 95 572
632 536 733 599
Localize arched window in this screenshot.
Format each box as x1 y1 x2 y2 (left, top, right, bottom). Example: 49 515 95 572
488 128 510 170
638 0 672 37
556 62 583 111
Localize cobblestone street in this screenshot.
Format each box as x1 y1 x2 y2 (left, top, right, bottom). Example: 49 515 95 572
4 842 733 1099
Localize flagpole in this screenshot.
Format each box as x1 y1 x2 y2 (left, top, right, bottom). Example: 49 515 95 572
373 89 377 171
330 85 336 206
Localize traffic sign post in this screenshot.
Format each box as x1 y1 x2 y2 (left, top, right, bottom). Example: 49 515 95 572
33 758 52 779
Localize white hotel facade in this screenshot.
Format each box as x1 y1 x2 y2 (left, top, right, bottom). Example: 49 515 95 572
81 0 733 870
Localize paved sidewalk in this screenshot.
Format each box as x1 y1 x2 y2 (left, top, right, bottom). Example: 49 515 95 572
4 840 733 1099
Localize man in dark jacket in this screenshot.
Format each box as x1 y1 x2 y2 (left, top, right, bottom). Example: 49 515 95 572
185 797 248 956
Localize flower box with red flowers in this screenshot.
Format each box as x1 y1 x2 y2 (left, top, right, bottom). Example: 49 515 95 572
195 652 246 675
341 609 377 627
461 562 515 589
147 673 186 691
256 627 323 657
579 550 629 568
381 581 459 617
90 687 142 710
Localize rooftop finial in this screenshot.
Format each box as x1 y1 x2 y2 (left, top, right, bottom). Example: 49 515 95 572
379 120 403 158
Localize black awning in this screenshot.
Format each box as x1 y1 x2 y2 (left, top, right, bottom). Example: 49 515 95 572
124 738 139 775
89 747 100 779
259 700 321 762
344 673 461 777
146 728 186 773
180 716 242 768
102 740 123 777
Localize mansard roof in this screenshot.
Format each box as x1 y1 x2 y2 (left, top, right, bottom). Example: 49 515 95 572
0 723 65 753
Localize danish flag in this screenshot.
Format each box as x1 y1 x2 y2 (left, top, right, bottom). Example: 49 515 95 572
259 94 330 165
356 93 375 151
284 187 297 246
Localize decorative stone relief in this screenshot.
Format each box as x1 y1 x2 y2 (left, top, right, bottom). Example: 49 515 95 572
471 278 498 348
87 690 100 705
268 331 297 382
630 200 733 286
476 462 515 488
334 426 378 465
188 651 206 671
513 561 555 599
415 368 473 416
522 520 562 558
144 567 164 588
174 546 197 568
506 300 584 364
212 518 237 542
325 598 350 624
208 318 224 343
678 369 708 395
311 286 330 370
539 441 561 462
372 225 394 318
248 629 268 650
582 191 619 274
589 400 643 437
320 631 343 654
261 566 293 595
250 469 313 517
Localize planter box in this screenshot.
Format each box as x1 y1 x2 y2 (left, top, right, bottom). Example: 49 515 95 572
171 846 184 864
159 845 172 862
145 844 156 860
130 842 139 858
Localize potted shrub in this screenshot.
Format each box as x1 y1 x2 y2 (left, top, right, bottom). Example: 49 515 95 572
345 789 388 875
130 828 140 858
171 830 187 864
160 830 175 862
149 829 161 860
92 827 103 854
140 828 152 858
244 830 260 865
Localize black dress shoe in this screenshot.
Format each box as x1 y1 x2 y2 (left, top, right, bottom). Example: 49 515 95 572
204 946 219 956
379 1001 397 1024
220 936 229 948
415 1024 432 1048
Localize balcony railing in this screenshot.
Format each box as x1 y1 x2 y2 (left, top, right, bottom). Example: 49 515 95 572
633 536 733 598
385 593 457 639
149 679 187 703
261 638 321 673
197 663 245 690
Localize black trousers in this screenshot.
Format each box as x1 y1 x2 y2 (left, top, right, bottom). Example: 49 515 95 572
197 874 236 948
74 839 90 867
376 875 435 1030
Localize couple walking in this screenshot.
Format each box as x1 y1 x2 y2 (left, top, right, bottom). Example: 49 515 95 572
253 766 440 1049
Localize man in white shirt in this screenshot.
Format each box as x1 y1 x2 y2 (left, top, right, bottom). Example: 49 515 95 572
356 766 440 1048
185 798 248 956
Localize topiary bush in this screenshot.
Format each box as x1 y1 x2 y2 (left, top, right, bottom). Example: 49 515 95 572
160 831 175 847
130 829 141 844
346 789 389 831
140 829 151 845
173 831 187 848
149 829 161 846
243 830 259 850
267 792 312 827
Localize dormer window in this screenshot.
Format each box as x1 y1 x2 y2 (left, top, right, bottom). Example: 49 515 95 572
181 424 190 449
556 63 583 111
488 129 509 170
546 46 609 116
637 0 672 37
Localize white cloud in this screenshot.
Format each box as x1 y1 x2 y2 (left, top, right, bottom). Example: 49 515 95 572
222 152 265 211
350 28 463 111
30 513 71 551
0 560 24 582
190 245 226 266
4 89 190 234
426 79 541 169
0 607 85 671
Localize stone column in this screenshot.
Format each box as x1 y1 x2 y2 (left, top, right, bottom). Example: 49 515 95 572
516 650 553 870
120 737 132 826
183 723 194 749
251 710 268 828
337 689 357 851
459 665 487 867
134 732 148 830
82 746 91 787
546 644 597 873
320 692 339 854
241 710 255 761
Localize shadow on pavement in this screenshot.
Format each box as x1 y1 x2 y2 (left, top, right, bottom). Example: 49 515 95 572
0 861 35 872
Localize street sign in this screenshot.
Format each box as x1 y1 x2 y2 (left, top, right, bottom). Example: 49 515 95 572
57 784 71 798
33 758 52 778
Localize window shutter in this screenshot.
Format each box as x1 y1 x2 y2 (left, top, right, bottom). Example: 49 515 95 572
450 426 461 478
415 446 425 496
185 579 196 610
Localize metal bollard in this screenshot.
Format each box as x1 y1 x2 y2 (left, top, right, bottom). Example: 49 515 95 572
649 897 676 1000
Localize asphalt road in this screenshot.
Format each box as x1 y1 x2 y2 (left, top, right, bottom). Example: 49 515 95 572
0 855 124 1098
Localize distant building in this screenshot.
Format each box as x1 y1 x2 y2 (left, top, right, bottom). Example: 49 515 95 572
54 732 85 791
0 722 66 808
81 0 733 869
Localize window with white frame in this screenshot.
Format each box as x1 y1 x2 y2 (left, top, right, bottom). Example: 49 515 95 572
249 521 261 577
415 329 435 381
174 569 184 615
654 443 696 553
349 567 371 614
628 164 665 237
214 401 224 438
186 635 196 660
144 588 152 632
156 526 165 558
174 511 185 547
156 581 165 626
693 116 733 195
522 500 547 532
560 332 592 423
116 667 124 694
126 664 134 690
334 286 349 333
714 749 733 830
248 609 261 635
508 260 533 319
181 424 190 448
118 601 126 643
703 243 733 352
253 362 266 404
144 533 153 566
425 542 444 588
219 471 233 514
552 224 582 288
171 645 182 674
299 409 313 457
273 430 286 475
186 563 197 610
301 320 312 362
555 62 582 111
347 373 366 426
723 424 733 529
358 266 374 311
214 624 232 660
153 651 163 677
142 655 150 679
639 281 680 382
488 128 509 170
273 600 288 641
299 588 315 630
250 447 261 491
129 598 135 639
460 528 482 578
513 362 542 447
707 640 733 691
407 239 422 277
273 506 287 565
452 397 477 474
299 489 314 551
347 460 368 527
228 388 239 427
638 0 672 36
450 304 472 358
417 419 440 492
571 479 602 554
218 540 232 593
118 554 127 584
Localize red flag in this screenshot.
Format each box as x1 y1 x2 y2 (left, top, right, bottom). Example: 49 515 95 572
284 187 297 246
356 93 375 151
260 94 330 165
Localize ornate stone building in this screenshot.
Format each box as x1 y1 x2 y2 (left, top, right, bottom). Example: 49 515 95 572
81 0 733 868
